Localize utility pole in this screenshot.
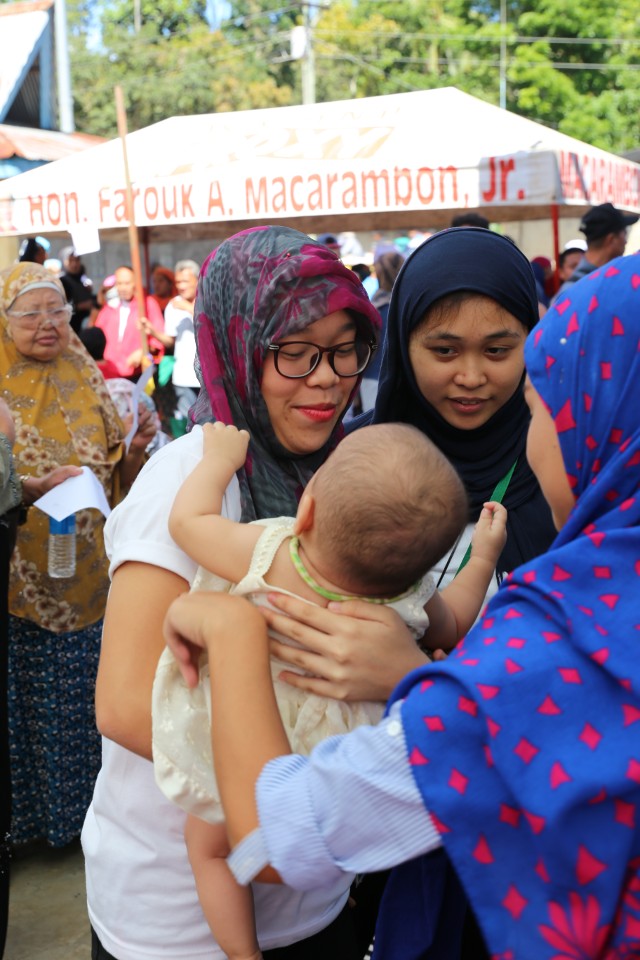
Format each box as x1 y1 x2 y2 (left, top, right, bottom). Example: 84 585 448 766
134 0 141 33
499 0 507 109
54 0 74 131
291 1 325 105
301 1 316 105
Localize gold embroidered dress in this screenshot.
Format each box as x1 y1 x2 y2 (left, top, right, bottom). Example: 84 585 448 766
0 262 126 845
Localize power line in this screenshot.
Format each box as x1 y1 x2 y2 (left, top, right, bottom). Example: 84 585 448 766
313 30 640 46
69 33 293 66
67 11 640 79
70 41 299 87
69 35 639 70
317 49 640 71
73 57 640 100
71 14 640 54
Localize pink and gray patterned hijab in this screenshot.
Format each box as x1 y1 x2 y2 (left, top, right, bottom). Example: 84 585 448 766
190 225 380 520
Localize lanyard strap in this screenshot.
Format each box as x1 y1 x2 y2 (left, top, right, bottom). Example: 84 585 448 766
455 458 518 577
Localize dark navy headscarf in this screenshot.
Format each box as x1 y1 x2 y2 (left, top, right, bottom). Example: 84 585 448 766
352 227 555 573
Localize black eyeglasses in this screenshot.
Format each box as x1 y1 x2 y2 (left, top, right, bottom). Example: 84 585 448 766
267 339 376 379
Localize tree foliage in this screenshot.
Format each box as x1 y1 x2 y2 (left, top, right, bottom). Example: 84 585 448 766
3 0 637 151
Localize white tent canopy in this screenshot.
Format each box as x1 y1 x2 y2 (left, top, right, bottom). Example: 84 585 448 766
1 87 639 242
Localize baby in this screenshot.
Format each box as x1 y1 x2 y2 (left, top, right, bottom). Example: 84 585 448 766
152 421 507 960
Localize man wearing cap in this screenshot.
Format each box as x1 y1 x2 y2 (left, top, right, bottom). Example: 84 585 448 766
554 203 638 300
59 247 97 333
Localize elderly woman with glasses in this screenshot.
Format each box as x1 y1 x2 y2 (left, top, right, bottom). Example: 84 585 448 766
83 226 382 960
0 262 155 849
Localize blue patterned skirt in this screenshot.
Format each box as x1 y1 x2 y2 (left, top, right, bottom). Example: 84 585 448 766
7 615 102 847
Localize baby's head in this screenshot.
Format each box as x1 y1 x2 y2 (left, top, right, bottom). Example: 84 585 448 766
299 423 468 597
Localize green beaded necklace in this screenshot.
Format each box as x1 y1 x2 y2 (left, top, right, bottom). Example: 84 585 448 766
289 536 414 605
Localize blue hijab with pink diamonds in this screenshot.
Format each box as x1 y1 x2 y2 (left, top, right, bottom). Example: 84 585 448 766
394 254 640 957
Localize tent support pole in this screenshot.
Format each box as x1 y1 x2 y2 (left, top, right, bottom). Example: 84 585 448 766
141 227 151 292
114 84 148 357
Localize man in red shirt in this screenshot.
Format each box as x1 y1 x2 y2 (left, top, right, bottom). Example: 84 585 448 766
94 266 165 378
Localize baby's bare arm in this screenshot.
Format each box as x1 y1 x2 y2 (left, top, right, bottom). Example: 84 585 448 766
164 592 288 883
424 503 507 651
169 422 259 581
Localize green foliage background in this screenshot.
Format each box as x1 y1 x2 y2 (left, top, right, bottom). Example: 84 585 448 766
9 0 640 152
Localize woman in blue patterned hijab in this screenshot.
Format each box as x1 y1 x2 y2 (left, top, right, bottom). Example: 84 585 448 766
392 252 640 957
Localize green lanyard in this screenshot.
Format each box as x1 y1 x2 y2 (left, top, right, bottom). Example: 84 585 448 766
455 458 518 576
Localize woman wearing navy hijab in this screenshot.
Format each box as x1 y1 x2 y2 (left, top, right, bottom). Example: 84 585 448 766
361 226 556 576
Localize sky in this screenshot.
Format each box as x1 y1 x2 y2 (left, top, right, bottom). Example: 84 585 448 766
207 0 231 28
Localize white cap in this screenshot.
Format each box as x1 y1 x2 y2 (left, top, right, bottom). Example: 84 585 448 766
563 238 587 252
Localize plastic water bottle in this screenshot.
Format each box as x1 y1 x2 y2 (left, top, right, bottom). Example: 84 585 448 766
48 515 76 579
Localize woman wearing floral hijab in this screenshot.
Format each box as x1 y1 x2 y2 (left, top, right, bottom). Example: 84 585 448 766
163 252 640 959
84 225 380 960
0 262 154 848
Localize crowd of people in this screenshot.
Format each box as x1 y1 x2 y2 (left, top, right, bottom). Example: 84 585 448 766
0 202 638 960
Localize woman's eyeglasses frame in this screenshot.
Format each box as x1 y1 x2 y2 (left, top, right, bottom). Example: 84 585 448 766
267 338 377 379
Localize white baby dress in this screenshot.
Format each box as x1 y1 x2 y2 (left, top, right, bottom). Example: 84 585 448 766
152 517 436 824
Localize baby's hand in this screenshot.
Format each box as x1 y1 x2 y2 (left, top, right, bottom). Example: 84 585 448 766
202 421 249 471
470 501 507 566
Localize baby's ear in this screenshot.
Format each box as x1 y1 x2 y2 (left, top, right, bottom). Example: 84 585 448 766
294 491 315 535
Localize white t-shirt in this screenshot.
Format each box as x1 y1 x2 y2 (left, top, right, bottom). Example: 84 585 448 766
164 299 199 388
81 427 350 960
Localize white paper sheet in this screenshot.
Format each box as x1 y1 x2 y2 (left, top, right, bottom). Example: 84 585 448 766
33 466 111 521
70 224 101 256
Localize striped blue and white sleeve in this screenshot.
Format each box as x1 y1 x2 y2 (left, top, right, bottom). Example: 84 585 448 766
227 701 441 889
